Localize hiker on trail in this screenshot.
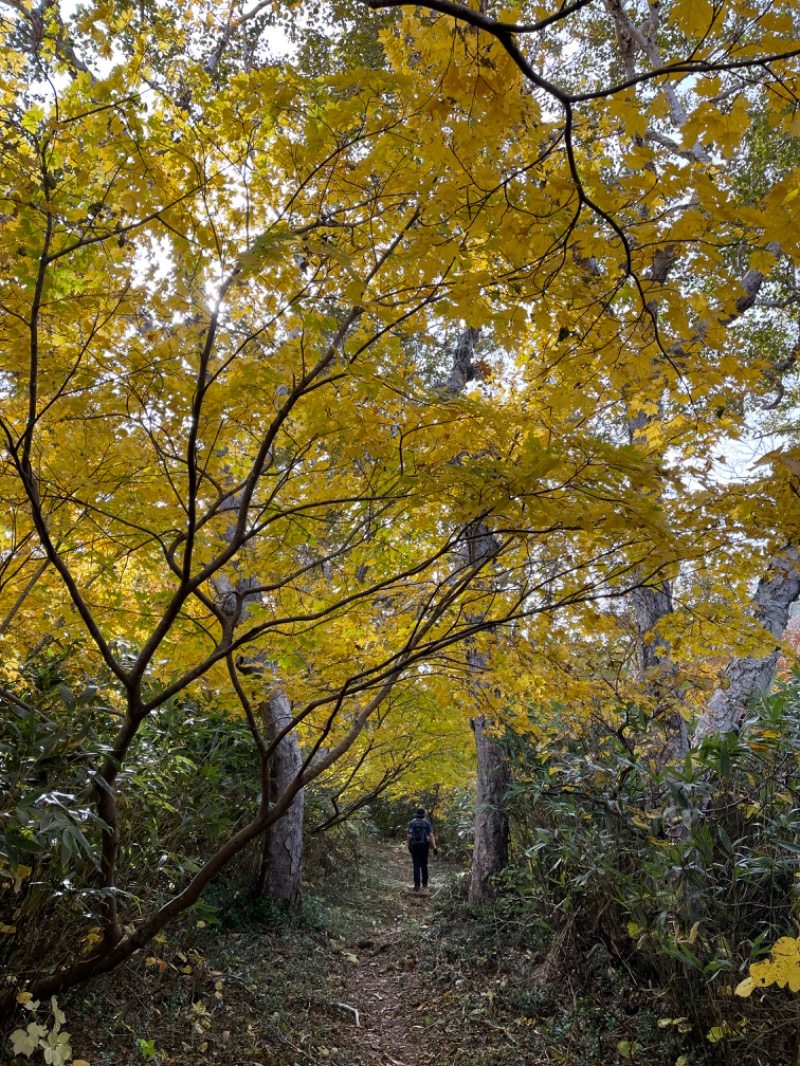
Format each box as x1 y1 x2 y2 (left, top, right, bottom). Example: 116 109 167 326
407 807 438 892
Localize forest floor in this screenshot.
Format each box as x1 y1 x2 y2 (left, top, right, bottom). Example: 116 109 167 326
4 843 678 1066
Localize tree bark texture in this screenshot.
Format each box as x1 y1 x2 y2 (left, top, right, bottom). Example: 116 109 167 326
259 690 305 909
693 547 800 744
469 710 511 904
214 566 306 910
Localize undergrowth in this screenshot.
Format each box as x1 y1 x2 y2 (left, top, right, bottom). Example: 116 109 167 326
488 679 800 1065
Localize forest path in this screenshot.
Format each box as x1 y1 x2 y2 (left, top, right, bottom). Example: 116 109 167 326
62 840 550 1066
333 842 444 1066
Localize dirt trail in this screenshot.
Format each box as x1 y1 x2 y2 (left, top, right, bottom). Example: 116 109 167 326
336 843 444 1066
56 840 453 1066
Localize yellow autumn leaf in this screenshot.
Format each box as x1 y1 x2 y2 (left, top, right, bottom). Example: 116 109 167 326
669 0 713 34
737 937 800 996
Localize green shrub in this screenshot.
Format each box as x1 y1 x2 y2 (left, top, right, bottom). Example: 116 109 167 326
501 677 800 1064
0 645 262 980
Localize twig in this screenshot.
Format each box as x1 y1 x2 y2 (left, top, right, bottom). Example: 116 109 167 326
483 1018 519 1044
331 1001 361 1027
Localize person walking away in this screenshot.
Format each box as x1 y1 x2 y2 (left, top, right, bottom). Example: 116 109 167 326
407 807 438 892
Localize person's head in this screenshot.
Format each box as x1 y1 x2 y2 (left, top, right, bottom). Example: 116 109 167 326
415 807 425 818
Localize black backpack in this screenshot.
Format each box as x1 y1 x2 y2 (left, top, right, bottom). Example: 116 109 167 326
409 818 428 845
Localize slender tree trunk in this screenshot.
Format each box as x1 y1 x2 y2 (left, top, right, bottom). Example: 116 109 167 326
469 711 510 903
463 519 510 900
258 690 304 909
439 327 513 898
257 748 278 898
214 419 306 912
215 568 305 909
693 547 800 744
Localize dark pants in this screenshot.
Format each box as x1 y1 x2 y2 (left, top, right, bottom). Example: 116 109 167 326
409 843 429 889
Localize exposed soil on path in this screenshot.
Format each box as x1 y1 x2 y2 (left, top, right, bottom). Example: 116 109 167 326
333 843 445 1066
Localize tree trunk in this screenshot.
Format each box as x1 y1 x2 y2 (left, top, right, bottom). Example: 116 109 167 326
469 712 510 904
442 329 513 901
693 547 800 744
630 581 689 766
258 690 304 909
214 568 305 910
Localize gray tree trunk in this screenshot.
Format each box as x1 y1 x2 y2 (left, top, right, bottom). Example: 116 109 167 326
440 326 513 901
214 567 305 910
259 690 305 909
693 547 800 744
461 524 510 903
469 711 511 904
630 581 689 765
